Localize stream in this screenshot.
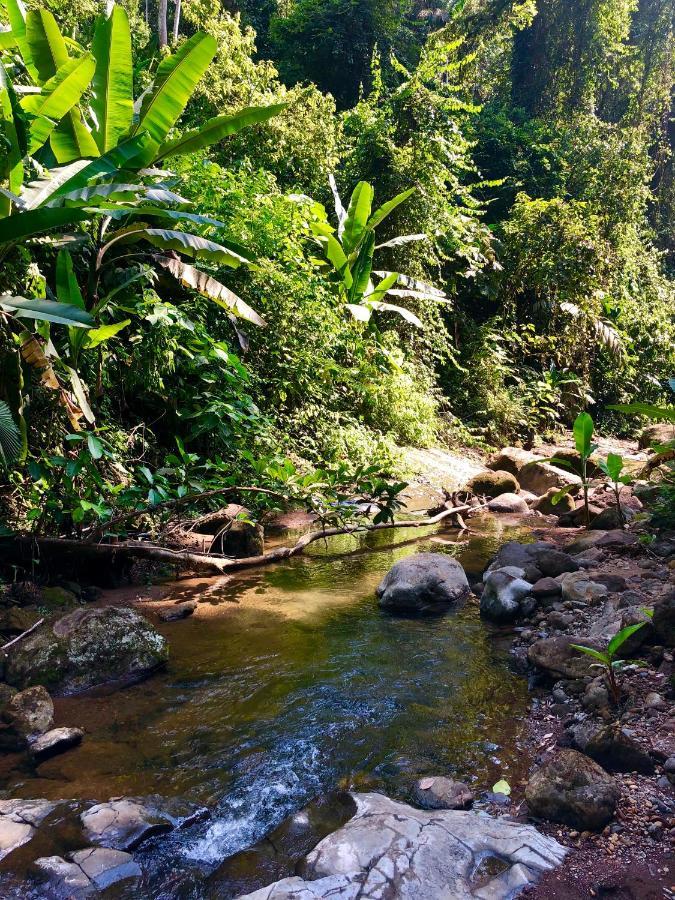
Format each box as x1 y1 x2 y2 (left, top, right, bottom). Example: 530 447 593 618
1 515 535 898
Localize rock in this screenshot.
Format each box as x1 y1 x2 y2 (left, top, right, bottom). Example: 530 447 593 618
535 549 579 578
3 685 54 738
653 590 675 647
617 589 646 608
532 577 562 598
547 448 602 478
619 607 654 653
0 607 42 635
486 542 577 581
581 680 610 714
528 636 597 680
4 606 168 693
81 798 173 850
480 568 533 622
487 493 529 513
69 847 141 890
525 749 620 830
558 571 608 603
595 530 638 549
29 727 83 761
533 488 576 516
376 553 469 615
412 777 474 810
589 506 635 530
0 799 55 861
237 793 567 900
219 520 264 558
487 447 538 477
638 423 673 449
569 722 655 775
158 601 196 622
41 586 78 608
33 855 92 897
593 573 628 593
517 461 582 497
467 469 520 498
644 691 665 708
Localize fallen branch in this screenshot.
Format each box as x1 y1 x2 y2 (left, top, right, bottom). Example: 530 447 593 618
1 617 45 651
1 503 485 576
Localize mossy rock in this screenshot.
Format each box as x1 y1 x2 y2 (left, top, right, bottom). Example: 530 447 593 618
4 607 168 694
533 488 576 516
467 469 520 498
40 586 78 609
548 449 601 478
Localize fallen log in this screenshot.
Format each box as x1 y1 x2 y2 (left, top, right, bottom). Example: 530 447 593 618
1 503 485 577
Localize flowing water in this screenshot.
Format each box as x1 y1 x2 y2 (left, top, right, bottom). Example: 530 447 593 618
1 516 535 898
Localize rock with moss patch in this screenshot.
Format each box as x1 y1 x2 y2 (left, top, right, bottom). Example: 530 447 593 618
4 607 168 694
40 587 78 609
533 488 576 517
467 470 520 498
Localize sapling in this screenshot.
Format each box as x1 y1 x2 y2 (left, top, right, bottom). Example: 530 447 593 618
551 411 597 525
598 452 632 527
570 611 653 705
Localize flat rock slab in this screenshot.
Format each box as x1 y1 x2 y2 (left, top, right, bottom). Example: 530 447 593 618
0 799 56 861
81 798 173 850
30 726 83 760
237 793 567 899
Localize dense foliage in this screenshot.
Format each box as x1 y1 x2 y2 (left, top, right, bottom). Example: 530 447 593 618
0 0 673 536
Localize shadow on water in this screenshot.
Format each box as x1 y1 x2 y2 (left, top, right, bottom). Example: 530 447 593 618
1 515 536 898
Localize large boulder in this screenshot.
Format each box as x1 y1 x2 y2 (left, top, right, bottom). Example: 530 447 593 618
466 470 520 498
652 588 675 647
533 488 576 517
3 686 53 740
0 799 56 862
486 542 578 582
480 568 533 622
238 793 567 900
487 493 529 514
638 422 673 450
81 799 173 851
517 461 582 497
486 447 538 477
547 448 602 478
376 553 469 615
588 505 635 530
568 722 655 775
4 607 168 694
558 571 608 604
528 635 597 680
525 750 621 830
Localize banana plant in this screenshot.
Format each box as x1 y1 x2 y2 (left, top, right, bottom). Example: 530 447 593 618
309 177 448 327
550 411 597 525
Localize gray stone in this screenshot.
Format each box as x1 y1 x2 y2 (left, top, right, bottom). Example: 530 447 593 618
3 685 54 738
653 590 675 647
486 493 529 514
29 726 83 761
525 750 620 830
638 422 673 449
412 777 474 810
528 636 597 680
377 553 469 615
5 606 168 693
480 568 533 622
237 793 567 900
0 799 55 862
33 855 92 897
517 461 582 496
158 601 196 622
486 447 538 477
569 722 655 775
81 798 173 850
558 571 608 604
588 506 635 530
70 847 141 890
532 577 562 598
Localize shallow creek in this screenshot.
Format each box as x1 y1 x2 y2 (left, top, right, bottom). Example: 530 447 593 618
3 515 536 898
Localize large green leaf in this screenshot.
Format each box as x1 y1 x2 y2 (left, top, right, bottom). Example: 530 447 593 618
55 248 84 308
155 103 286 161
4 0 39 81
0 28 17 50
132 32 216 162
365 271 399 303
19 159 90 209
24 8 99 162
0 206 89 244
349 230 375 302
157 257 265 325
367 187 415 230
607 622 647 658
47 133 153 201
0 295 94 327
0 62 24 204
342 181 373 254
91 5 133 153
367 300 423 327
0 400 21 470
573 411 594 457
323 234 352 289
102 226 250 267
22 54 96 154
25 8 68 82
608 402 675 423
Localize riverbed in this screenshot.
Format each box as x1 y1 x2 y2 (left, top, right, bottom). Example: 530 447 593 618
1 515 535 898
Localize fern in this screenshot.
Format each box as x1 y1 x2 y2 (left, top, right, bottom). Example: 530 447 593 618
0 401 21 470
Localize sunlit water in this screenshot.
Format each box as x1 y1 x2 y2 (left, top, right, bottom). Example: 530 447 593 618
1 516 534 897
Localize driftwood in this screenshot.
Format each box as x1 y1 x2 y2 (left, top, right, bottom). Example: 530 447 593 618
1 503 484 577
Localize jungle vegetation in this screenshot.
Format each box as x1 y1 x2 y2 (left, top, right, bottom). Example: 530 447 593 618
0 0 673 538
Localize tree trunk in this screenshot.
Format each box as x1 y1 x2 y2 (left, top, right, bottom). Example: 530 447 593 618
158 0 168 49
173 0 181 43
